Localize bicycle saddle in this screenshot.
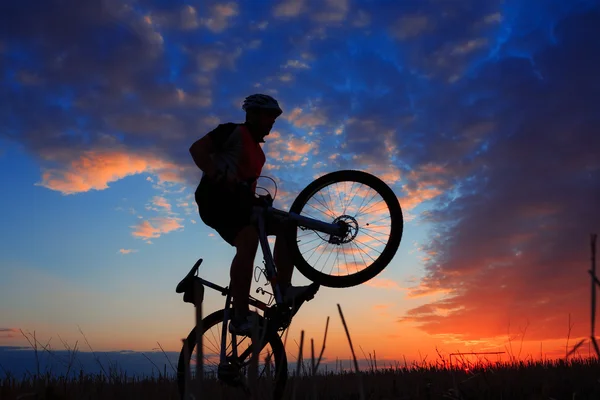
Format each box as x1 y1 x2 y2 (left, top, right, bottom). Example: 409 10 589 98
176 258 203 293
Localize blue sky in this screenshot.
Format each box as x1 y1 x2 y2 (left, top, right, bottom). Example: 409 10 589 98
1 0 600 376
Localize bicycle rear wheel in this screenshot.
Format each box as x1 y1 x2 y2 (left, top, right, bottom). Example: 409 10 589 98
287 170 403 288
177 309 288 399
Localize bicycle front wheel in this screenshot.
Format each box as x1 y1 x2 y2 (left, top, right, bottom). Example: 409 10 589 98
177 309 288 400
287 170 404 288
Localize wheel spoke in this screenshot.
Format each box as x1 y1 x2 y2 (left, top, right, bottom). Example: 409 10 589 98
360 229 389 246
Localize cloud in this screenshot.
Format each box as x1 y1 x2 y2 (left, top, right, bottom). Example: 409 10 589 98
118 249 138 254
484 12 503 24
401 7 600 342
151 196 172 212
311 0 349 23
391 14 433 39
194 44 243 73
286 107 328 128
0 328 19 339
283 59 311 69
176 5 198 30
287 137 314 154
0 328 18 333
365 278 404 291
273 0 305 18
36 149 187 195
131 217 184 240
200 2 239 33
397 163 450 211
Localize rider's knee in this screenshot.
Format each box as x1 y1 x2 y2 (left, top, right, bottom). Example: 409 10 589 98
234 226 259 254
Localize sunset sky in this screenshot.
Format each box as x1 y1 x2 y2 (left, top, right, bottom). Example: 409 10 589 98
1 0 600 373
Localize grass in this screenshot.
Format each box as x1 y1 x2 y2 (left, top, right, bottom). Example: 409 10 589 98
3 357 600 399
4 307 600 400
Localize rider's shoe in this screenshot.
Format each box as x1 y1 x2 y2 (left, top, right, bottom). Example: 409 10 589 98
228 312 261 336
282 282 320 306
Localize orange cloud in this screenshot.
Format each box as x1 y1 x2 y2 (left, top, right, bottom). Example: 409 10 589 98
282 154 304 162
402 243 591 343
285 107 328 128
405 283 453 299
118 249 138 254
365 278 404 290
265 132 318 165
287 137 315 155
399 186 444 211
285 107 302 122
398 163 449 211
152 196 172 212
131 217 183 240
0 328 19 338
37 149 187 195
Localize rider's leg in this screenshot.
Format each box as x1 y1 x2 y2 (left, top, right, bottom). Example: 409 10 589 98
274 233 293 287
231 225 259 319
273 229 319 303
270 220 317 302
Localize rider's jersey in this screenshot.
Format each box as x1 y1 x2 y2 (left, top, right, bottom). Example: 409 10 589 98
205 122 265 190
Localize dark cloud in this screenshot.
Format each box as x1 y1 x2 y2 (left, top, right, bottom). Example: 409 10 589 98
404 6 600 341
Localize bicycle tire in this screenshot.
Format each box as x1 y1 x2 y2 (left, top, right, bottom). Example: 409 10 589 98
287 170 404 288
177 309 288 400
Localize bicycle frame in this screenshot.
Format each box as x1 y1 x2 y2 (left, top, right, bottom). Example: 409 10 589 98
178 201 345 369
256 204 347 302
218 202 345 364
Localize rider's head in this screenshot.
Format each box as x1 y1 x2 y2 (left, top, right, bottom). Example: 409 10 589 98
242 94 282 142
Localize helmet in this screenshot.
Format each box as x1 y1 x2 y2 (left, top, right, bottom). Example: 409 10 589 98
242 94 283 116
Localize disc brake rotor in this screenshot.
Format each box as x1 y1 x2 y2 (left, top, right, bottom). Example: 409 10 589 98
321 215 359 245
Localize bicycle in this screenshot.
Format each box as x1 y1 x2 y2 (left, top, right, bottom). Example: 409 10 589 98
175 169 404 399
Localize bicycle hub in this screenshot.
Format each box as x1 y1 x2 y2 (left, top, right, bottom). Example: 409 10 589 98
329 215 358 245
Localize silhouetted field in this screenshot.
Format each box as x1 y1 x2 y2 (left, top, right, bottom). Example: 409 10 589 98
3 357 600 399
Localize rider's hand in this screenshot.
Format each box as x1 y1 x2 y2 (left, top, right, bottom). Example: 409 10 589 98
253 193 273 207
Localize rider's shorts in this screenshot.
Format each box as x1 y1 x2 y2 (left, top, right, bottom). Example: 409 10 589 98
195 178 255 246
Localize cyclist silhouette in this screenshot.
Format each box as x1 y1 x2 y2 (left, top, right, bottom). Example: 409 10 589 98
190 94 314 335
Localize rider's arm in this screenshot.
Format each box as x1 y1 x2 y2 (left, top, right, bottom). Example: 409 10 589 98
189 123 238 179
189 135 219 178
